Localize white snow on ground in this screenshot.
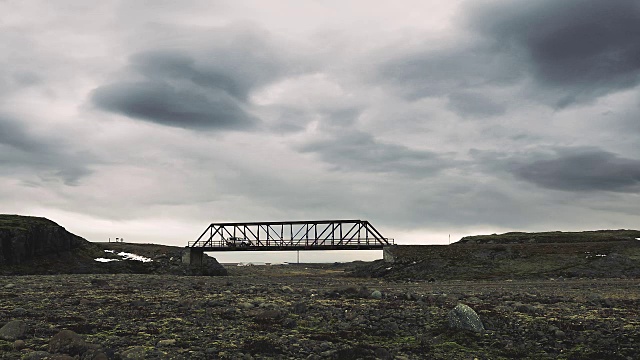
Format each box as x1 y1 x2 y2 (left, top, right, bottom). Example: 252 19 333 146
117 252 153 262
94 250 153 263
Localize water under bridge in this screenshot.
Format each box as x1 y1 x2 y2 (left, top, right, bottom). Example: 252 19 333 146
183 219 394 265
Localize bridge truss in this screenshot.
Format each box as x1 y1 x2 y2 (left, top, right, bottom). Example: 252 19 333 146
188 219 393 251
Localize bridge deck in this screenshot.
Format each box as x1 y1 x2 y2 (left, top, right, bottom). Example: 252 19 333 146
191 244 386 252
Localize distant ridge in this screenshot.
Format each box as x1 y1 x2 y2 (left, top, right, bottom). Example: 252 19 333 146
456 229 640 245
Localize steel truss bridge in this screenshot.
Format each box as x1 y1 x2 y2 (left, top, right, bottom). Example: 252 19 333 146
187 219 394 252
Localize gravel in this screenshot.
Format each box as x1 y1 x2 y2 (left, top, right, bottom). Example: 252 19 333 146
0 266 639 359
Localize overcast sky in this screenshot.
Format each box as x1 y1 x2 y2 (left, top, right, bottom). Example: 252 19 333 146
1 0 639 261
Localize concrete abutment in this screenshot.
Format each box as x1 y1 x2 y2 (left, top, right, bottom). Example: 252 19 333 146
182 248 204 266
383 245 397 263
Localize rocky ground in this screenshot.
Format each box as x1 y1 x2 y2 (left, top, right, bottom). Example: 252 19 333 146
1 264 640 359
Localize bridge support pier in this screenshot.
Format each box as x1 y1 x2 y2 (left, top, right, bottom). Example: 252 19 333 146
383 245 397 263
182 248 204 266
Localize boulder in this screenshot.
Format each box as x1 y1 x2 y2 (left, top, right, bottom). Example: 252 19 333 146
447 303 485 332
48 329 87 355
13 339 26 350
0 320 27 340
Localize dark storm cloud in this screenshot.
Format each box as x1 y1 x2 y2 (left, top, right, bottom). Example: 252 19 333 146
470 0 640 106
0 116 93 186
379 0 640 109
129 48 284 101
92 28 295 130
513 149 640 192
131 51 244 98
92 81 256 130
299 131 454 177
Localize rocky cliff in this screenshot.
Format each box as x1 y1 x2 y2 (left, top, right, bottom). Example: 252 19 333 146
0 215 86 265
0 214 227 276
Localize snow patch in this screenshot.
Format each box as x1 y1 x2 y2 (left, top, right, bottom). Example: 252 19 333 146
117 252 153 262
95 250 153 263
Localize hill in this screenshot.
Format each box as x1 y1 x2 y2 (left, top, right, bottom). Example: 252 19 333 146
0 215 87 265
0 214 226 276
351 230 640 280
456 229 640 244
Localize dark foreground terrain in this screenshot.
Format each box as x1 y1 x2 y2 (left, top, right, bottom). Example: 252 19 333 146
2 264 640 359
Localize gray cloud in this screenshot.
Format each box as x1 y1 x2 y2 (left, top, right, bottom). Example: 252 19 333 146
0 116 93 186
470 0 640 106
512 149 640 192
131 51 244 98
0 71 41 97
299 131 455 177
92 81 256 130
447 90 506 118
0 118 42 153
92 27 297 130
378 44 523 101
129 46 285 101
378 0 640 109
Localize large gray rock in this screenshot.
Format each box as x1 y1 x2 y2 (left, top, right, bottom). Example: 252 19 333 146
48 329 87 355
0 320 27 340
447 303 485 332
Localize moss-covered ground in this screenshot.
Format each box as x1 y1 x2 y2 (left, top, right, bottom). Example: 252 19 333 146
1 265 640 359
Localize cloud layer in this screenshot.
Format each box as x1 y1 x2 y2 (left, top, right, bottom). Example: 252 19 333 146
0 0 639 248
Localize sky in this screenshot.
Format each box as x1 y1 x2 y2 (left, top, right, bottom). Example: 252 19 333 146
1 1 640 262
